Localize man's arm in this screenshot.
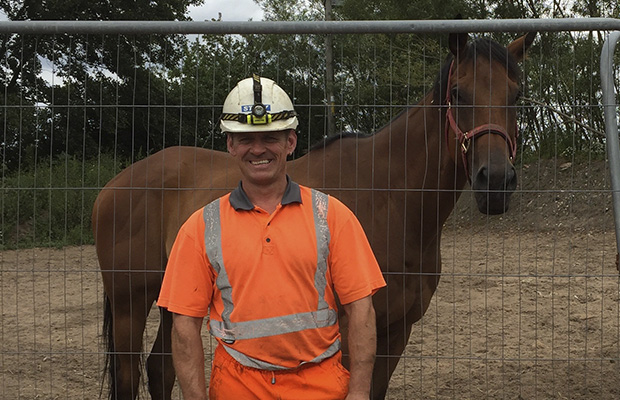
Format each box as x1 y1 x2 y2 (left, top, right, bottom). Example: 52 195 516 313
342 295 377 399
171 313 207 400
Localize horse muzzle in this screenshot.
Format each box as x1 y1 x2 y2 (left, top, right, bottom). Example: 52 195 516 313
471 160 517 215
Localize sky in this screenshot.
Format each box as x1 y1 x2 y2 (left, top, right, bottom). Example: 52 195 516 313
188 1 264 22
18 1 265 84
0 1 265 22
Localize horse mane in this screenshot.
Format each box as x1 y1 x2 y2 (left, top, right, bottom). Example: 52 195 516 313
432 36 522 105
308 37 522 153
307 131 371 153
306 106 409 153
306 108 409 152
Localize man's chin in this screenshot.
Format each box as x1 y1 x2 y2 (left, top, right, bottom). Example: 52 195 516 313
243 172 287 186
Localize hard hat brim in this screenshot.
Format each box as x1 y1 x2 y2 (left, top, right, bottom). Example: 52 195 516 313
220 118 298 133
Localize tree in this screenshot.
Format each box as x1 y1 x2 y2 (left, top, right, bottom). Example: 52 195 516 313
252 0 616 161
2 0 616 170
0 0 204 170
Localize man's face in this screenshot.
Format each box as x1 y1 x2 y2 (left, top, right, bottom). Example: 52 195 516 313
227 130 297 187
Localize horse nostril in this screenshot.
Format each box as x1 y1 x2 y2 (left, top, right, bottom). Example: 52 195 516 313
475 166 489 188
474 164 517 191
506 165 517 190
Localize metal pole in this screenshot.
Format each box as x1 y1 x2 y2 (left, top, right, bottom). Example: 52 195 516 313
1 18 620 35
600 31 620 271
325 0 336 137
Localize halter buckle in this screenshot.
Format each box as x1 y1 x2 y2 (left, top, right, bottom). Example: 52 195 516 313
461 138 471 154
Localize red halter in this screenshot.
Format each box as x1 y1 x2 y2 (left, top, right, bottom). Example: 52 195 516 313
444 60 518 182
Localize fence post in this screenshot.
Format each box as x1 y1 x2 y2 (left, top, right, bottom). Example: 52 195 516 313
600 31 620 272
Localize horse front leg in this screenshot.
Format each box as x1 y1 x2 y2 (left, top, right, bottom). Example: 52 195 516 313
146 307 175 400
371 305 418 400
372 271 439 399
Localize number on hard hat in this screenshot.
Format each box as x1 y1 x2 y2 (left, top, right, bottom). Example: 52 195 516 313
220 74 299 133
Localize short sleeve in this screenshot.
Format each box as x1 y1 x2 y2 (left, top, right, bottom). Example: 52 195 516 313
157 209 214 317
326 197 386 305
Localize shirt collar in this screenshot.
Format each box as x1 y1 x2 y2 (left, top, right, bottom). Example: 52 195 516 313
229 176 302 211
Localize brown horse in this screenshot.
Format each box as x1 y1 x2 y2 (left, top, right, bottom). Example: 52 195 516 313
92 31 535 399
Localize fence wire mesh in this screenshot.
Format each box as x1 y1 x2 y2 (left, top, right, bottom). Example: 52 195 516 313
1 22 620 399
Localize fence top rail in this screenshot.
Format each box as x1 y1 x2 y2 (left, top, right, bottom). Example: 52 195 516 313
0 18 618 35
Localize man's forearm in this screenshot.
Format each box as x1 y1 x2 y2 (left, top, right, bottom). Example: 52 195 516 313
344 296 377 398
171 314 207 400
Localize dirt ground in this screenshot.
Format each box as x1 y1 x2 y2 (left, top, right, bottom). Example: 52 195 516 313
2 159 620 399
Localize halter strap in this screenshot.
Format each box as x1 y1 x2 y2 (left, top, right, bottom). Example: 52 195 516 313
443 60 518 182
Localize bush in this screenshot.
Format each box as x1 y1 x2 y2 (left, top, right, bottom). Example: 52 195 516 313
1 154 123 249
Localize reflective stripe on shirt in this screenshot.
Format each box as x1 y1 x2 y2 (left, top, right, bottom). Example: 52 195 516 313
203 189 339 369
222 336 341 371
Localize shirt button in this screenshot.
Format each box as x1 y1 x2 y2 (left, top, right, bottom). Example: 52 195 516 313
266 238 271 243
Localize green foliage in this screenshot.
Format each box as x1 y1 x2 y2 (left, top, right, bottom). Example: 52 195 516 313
0 0 203 170
0 0 616 248
337 0 476 20
0 154 123 249
517 30 608 161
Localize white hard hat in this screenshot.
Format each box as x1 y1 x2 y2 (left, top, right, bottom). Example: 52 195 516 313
220 74 299 133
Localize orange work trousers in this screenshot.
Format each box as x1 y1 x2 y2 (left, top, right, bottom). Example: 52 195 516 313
208 344 350 400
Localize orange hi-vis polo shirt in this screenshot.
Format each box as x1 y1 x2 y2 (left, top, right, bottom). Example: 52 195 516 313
158 178 386 370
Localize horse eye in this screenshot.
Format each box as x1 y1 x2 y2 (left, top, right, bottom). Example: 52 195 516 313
450 87 460 103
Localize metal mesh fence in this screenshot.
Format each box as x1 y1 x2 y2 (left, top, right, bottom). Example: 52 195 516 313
1 20 620 399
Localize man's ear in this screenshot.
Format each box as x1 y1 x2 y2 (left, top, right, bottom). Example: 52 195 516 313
226 133 235 154
287 130 298 155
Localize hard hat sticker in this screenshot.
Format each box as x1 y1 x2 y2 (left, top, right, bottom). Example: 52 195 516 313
241 104 271 113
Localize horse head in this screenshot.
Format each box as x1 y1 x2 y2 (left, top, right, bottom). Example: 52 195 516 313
445 31 536 214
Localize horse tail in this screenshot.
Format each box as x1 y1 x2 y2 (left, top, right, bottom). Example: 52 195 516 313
101 293 115 400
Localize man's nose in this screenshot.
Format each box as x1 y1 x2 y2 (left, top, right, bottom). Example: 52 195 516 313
249 140 266 153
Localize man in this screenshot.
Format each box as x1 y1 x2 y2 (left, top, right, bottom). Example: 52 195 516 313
157 74 386 399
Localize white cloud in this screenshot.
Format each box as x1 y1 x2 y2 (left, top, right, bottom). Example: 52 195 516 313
188 1 264 22
0 3 263 22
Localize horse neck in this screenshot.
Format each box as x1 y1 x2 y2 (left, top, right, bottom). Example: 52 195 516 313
289 89 467 202
372 90 466 193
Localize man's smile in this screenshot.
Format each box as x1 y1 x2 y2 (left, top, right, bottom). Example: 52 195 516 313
250 160 271 165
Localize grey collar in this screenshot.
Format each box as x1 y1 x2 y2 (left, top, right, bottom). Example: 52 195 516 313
229 176 302 211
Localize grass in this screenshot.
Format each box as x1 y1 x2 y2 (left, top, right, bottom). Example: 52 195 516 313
1 154 123 250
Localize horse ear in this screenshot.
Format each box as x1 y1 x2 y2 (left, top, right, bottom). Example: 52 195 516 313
449 32 469 58
507 32 537 62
